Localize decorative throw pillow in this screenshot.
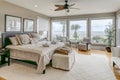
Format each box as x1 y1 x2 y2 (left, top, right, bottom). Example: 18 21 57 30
19 34 30 45
51 41 56 44
28 33 33 38
42 43 49 47
30 38 39 44
9 37 19 46
16 34 23 45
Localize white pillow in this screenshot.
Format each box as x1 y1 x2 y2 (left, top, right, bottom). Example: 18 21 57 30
30 38 39 44
30 33 40 39
9 37 19 46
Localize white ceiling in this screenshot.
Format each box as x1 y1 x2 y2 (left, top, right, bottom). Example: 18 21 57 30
4 0 120 17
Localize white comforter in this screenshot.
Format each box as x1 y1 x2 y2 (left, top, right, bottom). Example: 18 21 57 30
6 41 65 73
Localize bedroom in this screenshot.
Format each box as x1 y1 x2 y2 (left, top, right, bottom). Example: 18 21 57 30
0 0 120 80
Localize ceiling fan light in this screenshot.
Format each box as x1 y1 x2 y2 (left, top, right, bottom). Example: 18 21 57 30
65 9 69 12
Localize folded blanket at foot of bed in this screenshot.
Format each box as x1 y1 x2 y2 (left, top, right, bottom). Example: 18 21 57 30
54 46 72 55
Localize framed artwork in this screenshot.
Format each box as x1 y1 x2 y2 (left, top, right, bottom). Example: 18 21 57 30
5 15 21 32
23 18 34 32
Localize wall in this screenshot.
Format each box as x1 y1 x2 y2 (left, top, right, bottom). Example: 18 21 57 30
0 0 50 48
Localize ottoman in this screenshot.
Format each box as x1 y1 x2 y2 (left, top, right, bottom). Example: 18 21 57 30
52 51 75 70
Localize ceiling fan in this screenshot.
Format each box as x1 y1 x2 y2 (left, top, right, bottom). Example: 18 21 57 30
54 0 79 12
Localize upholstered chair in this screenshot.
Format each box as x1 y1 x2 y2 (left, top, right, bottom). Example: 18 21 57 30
78 37 91 51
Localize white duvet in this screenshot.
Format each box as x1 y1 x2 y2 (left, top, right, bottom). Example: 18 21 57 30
6 41 65 73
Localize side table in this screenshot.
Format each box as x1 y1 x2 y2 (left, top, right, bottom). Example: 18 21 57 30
0 48 10 66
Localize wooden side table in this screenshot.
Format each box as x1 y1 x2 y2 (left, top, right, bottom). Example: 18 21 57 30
0 48 10 66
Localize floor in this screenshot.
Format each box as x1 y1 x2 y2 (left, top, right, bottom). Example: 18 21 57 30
0 77 5 80
0 48 120 80
75 48 120 80
0 49 116 80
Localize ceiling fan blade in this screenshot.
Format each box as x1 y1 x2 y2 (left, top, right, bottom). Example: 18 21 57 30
69 7 80 10
55 8 64 11
69 3 75 7
55 5 64 7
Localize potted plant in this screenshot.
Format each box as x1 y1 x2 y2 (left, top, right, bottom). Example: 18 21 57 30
104 24 115 52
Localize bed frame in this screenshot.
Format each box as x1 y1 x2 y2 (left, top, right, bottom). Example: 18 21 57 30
2 32 46 74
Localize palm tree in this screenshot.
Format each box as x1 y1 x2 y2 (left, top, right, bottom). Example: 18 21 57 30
71 24 80 40
60 21 66 37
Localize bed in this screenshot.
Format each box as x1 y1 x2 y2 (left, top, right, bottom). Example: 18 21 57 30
2 32 65 74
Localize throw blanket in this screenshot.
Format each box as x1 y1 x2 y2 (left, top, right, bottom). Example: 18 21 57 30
6 41 65 73
54 46 72 55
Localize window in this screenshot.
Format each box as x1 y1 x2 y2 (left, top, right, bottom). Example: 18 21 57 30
51 20 66 40
69 20 87 41
91 19 113 44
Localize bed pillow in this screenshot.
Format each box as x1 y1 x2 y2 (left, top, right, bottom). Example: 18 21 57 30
9 37 19 46
30 33 47 41
19 34 30 45
30 33 40 39
16 34 23 45
30 38 39 44
28 33 33 38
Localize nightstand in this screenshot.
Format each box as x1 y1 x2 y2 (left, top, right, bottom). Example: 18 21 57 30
0 48 10 66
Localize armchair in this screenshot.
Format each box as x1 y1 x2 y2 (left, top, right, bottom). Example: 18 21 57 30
78 37 91 51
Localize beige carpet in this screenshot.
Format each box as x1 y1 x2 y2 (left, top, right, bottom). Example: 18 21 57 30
0 51 116 80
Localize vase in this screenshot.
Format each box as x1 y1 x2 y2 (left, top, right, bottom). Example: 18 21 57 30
106 47 111 52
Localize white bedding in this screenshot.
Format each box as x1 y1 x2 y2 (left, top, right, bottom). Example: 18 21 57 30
6 41 65 73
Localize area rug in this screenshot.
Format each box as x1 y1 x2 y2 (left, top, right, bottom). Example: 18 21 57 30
0 51 116 80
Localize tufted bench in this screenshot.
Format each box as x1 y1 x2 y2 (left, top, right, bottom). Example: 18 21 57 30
52 50 75 70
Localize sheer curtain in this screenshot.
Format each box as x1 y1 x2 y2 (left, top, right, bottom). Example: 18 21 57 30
116 14 120 46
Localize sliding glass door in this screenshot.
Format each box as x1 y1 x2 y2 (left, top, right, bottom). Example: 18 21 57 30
116 14 120 46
